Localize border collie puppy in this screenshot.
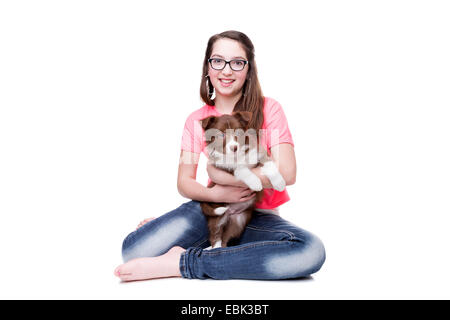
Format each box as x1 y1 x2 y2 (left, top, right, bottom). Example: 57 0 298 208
200 111 286 248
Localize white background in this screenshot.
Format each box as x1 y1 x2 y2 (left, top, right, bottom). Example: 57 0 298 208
1 0 449 299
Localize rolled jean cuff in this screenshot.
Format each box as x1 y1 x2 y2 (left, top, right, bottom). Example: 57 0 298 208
179 251 187 278
179 248 191 279
179 247 204 279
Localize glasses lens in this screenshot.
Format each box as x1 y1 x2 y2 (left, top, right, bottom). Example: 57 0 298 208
210 58 225 70
230 60 246 71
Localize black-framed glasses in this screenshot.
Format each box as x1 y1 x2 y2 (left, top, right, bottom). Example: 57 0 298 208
208 58 248 71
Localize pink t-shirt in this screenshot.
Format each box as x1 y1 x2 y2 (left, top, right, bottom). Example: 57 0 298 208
181 96 294 209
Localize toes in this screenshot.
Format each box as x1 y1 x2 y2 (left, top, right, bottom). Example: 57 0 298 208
114 266 121 277
114 265 133 281
114 266 123 277
115 259 149 282
119 273 133 281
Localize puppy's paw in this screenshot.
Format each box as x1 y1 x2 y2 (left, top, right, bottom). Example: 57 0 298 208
212 240 222 249
270 174 286 191
245 175 263 191
261 161 286 191
235 168 263 191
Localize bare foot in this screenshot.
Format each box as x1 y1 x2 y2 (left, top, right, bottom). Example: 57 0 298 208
114 246 186 282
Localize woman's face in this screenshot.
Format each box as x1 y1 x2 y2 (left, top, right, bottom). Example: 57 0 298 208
208 38 249 99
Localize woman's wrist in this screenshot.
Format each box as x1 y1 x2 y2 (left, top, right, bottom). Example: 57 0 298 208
205 186 218 202
208 164 236 186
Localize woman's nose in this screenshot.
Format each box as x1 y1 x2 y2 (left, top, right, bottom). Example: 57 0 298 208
222 64 233 75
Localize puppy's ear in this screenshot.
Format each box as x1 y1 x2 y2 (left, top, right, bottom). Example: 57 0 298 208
200 116 217 131
233 111 253 128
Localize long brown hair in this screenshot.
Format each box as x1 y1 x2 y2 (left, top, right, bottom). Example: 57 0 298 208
200 30 265 131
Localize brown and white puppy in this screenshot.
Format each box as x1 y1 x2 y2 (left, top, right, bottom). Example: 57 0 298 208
200 111 286 248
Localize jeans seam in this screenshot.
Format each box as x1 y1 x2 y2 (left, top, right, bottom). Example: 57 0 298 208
245 225 296 240
201 240 292 256
192 238 209 248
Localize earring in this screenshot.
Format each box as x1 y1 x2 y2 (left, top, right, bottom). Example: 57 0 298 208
205 75 215 100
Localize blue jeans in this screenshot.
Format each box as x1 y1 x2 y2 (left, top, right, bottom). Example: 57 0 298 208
122 200 326 280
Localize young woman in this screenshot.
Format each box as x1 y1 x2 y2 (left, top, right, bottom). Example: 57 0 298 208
114 31 326 281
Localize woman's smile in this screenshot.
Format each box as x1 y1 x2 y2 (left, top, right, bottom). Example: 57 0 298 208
219 78 235 87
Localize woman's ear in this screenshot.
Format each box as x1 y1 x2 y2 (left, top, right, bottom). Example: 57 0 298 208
200 116 217 131
232 111 253 128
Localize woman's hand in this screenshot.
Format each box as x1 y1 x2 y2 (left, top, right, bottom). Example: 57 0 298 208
209 184 256 203
136 217 155 230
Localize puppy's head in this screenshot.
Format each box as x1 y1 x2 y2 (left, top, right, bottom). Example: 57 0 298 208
200 111 253 156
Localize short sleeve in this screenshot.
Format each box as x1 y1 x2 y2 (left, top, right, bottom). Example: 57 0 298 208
181 114 204 154
263 99 294 149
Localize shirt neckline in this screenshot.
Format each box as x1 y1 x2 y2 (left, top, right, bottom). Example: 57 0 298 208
207 105 224 116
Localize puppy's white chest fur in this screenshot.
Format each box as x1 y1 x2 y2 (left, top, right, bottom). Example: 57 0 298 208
209 146 259 172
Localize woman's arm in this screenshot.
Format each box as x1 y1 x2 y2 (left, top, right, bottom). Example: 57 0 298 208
177 150 256 202
177 151 212 201
207 143 296 188
269 143 296 185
